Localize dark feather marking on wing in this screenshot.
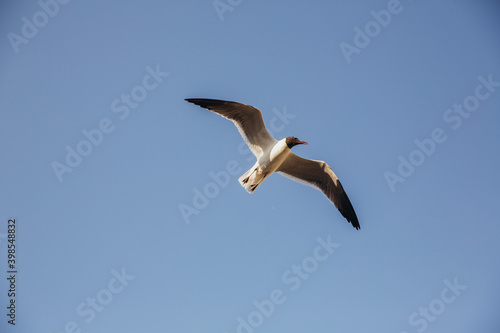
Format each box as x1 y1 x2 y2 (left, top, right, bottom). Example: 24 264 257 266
185 99 275 157
278 154 360 230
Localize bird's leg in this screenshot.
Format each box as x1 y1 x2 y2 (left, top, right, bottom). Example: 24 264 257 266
242 168 258 184
249 172 267 191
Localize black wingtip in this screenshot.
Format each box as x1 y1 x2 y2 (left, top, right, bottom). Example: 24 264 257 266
185 98 240 111
185 98 218 108
185 98 210 109
340 204 360 230
350 214 360 230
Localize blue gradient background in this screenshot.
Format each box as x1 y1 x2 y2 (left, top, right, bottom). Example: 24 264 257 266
1 1 499 332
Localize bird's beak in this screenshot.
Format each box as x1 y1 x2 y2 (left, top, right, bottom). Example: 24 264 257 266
299 140 308 145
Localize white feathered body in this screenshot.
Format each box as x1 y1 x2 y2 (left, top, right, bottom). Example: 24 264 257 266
238 138 290 193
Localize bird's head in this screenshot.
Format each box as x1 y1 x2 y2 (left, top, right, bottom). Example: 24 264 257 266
286 136 308 149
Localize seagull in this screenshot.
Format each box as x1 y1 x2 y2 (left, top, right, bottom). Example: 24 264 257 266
185 98 360 229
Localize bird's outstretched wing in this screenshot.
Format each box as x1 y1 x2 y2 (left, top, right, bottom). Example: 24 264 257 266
185 99 276 158
277 153 360 229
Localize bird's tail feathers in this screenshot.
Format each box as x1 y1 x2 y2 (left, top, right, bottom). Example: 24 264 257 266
238 166 267 193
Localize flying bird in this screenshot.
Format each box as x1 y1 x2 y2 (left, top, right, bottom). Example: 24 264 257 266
185 98 360 229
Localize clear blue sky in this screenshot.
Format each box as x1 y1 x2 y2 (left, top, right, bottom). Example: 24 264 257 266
1 1 500 332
